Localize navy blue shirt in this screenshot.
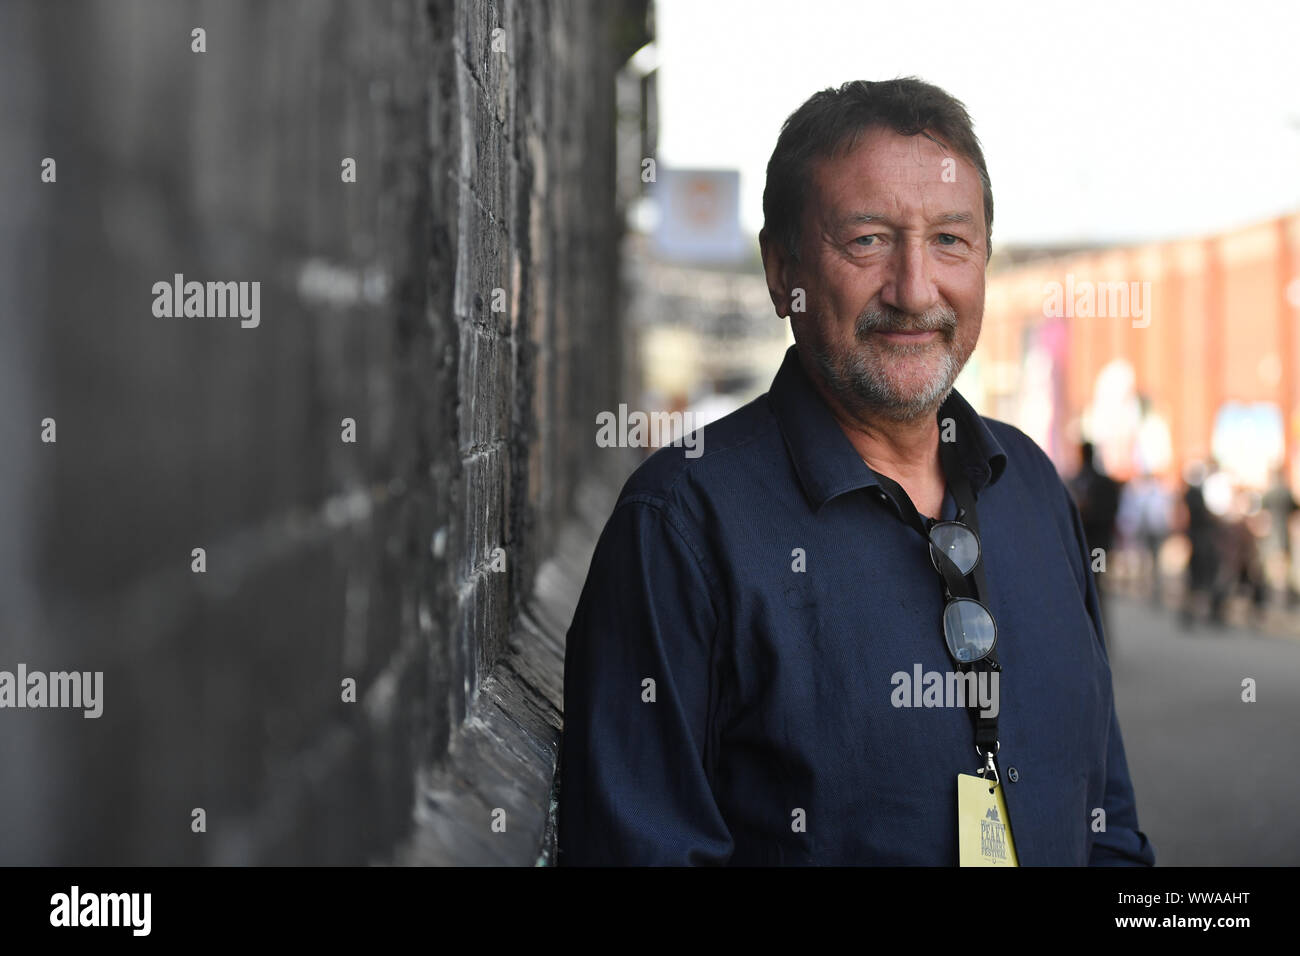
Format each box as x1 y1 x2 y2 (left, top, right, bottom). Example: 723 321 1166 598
558 346 1155 866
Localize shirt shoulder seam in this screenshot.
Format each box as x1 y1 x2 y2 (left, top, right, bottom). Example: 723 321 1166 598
612 493 725 607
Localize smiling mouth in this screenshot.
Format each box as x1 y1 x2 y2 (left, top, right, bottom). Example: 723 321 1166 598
874 328 941 343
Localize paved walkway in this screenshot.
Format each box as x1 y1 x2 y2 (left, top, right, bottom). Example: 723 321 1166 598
1104 594 1300 865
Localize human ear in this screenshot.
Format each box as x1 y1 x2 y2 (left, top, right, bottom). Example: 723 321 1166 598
759 228 798 319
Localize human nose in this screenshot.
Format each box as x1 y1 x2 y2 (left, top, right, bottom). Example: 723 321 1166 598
879 239 939 317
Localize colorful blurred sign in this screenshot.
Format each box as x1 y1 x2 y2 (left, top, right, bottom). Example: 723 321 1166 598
652 167 747 264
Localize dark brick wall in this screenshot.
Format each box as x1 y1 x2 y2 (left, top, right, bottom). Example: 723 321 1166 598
0 0 645 864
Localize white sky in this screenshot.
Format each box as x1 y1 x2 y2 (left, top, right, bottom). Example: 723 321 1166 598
654 0 1300 247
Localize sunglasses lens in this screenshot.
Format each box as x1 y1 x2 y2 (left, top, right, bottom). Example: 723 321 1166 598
929 523 980 576
943 598 996 663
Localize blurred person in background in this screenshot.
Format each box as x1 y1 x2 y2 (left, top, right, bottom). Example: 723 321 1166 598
1262 466 1299 609
1068 441 1123 631
1118 470 1173 606
1207 488 1268 627
1178 460 1222 628
1069 442 1123 556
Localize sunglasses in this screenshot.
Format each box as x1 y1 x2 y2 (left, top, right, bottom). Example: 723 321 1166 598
925 513 997 665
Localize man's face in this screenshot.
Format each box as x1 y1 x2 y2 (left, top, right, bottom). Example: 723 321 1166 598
770 127 988 423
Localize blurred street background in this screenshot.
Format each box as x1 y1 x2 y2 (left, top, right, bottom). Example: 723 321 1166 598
1107 595 1300 866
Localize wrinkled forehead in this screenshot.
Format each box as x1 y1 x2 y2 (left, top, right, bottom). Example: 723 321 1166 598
806 128 983 220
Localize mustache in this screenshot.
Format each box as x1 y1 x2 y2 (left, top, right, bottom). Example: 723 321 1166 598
855 306 957 338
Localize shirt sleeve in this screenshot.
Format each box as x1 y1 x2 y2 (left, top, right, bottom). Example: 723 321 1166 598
556 494 734 865
1089 694 1157 865
1059 476 1157 866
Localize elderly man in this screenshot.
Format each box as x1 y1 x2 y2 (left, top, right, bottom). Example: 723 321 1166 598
557 78 1154 866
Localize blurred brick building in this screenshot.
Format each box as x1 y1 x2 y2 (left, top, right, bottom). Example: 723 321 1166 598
976 213 1300 488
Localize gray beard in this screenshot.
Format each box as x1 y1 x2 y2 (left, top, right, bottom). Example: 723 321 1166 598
809 305 966 423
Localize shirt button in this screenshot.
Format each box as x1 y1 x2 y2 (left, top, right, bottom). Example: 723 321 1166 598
1007 766 1020 783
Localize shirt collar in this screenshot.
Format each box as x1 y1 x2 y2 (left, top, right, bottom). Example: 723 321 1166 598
767 345 1008 512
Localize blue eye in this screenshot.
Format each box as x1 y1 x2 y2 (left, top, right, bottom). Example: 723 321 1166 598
937 234 959 245
853 235 877 246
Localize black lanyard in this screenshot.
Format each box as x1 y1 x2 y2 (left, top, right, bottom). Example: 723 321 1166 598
869 438 1001 759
